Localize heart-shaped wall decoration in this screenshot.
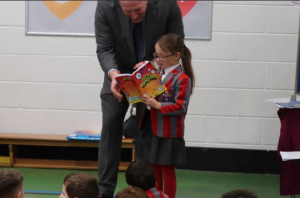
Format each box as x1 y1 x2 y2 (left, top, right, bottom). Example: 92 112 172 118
177 1 197 18
43 1 83 20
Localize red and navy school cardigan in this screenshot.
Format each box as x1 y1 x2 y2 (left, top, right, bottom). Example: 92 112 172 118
150 66 192 138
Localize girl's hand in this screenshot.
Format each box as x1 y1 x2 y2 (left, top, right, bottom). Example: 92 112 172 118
133 62 145 70
141 95 161 110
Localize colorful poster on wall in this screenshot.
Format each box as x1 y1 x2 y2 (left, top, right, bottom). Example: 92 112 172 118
26 1 95 36
26 1 212 39
177 1 212 39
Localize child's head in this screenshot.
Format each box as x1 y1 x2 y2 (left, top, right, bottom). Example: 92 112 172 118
221 189 258 198
114 187 148 198
0 169 24 198
155 33 194 94
125 160 156 191
60 172 99 198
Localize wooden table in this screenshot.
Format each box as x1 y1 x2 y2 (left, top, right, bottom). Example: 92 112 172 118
0 133 135 171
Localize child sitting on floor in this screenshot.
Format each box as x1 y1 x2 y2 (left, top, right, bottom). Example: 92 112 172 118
114 187 148 198
221 189 258 198
0 169 24 198
60 172 99 198
125 160 169 198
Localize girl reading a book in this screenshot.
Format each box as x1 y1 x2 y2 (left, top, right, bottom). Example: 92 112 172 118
140 33 195 198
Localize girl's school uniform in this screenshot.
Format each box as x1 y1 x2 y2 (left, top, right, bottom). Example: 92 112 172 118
140 65 192 165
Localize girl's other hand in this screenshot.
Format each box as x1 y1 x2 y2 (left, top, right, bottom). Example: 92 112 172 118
133 61 145 70
141 95 161 110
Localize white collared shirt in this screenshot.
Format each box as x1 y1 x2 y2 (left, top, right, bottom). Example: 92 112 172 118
161 64 180 81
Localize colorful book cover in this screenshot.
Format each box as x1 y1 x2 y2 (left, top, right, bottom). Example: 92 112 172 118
66 130 101 141
115 61 166 104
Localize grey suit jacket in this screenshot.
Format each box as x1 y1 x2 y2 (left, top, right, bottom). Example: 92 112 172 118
95 0 184 91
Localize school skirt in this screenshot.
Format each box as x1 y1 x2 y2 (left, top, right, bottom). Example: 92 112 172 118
133 108 186 165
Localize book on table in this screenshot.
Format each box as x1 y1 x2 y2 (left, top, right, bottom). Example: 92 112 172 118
115 61 166 104
66 130 101 141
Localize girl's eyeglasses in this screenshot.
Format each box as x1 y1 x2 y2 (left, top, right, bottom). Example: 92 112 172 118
153 53 174 62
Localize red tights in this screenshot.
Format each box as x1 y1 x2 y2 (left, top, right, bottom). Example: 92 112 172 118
151 164 176 198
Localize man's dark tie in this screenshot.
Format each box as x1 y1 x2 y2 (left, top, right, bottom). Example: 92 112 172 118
133 22 143 62
160 69 165 76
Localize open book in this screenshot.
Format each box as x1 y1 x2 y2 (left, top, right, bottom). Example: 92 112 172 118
115 61 166 104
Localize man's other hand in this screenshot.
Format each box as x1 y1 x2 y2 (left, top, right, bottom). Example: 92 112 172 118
110 70 123 102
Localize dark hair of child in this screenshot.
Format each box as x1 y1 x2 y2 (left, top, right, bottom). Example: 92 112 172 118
221 189 258 198
125 160 156 191
0 169 23 198
64 172 99 198
114 187 148 198
156 33 195 94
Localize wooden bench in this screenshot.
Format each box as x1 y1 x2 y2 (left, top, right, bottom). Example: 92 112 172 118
0 133 135 171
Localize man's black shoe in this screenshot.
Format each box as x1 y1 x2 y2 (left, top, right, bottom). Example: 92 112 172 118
99 193 113 198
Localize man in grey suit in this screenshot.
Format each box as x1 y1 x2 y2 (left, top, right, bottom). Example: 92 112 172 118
94 1 184 197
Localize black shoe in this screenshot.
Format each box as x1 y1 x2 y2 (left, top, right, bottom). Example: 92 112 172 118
99 193 113 198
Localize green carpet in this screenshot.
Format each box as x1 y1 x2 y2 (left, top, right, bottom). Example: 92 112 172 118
0 167 293 198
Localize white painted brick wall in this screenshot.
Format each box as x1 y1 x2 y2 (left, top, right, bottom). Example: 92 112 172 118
266 63 296 90
185 116 206 143
0 109 46 134
0 82 22 107
186 33 239 60
210 61 265 89
0 27 23 54
0 1 299 151
213 5 266 33
207 117 262 145
239 34 295 62
192 60 210 87
47 110 100 135
262 118 281 145
239 1 297 6
75 85 102 111
0 1 25 26
237 90 293 117
0 55 48 82
75 37 97 56
23 35 75 55
48 56 100 84
189 89 237 116
267 6 299 34
22 83 74 110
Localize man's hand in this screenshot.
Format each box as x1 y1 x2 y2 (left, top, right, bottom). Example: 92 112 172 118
141 95 161 110
110 70 123 102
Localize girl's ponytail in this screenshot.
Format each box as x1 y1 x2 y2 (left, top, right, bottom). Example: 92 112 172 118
182 44 194 94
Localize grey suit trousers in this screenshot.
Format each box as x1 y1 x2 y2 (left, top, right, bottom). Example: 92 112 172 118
98 76 152 197
98 77 129 197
